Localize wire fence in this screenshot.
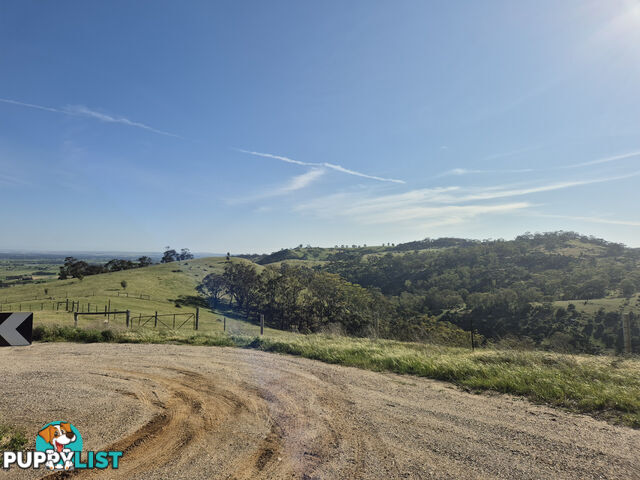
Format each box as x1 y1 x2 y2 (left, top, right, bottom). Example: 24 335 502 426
0 299 200 331
0 290 153 306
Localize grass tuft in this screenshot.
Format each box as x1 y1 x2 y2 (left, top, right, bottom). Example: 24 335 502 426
0 423 27 452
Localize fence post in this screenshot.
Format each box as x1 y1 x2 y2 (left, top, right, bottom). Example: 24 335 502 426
126 310 130 328
108 299 111 320
154 311 158 328
223 317 226 332
74 313 78 328
623 313 632 354
470 317 475 351
260 314 264 336
138 313 141 326
66 298 69 311
195 308 199 331
173 314 176 329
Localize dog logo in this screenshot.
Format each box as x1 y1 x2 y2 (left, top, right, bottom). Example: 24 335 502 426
35 421 83 471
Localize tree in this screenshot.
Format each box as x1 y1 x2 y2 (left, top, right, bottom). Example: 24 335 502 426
178 248 194 260
222 262 260 317
620 279 636 298
197 273 225 308
105 259 136 272
138 256 153 267
121 280 128 290
161 247 178 263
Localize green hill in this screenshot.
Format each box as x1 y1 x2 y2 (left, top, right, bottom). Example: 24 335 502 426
0 257 269 336
238 232 640 353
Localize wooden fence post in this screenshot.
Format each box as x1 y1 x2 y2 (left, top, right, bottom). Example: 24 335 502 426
223 317 226 332
66 298 69 311
154 311 158 328
126 310 130 328
623 313 632 354
74 313 78 328
470 317 475 351
108 299 111 320
260 314 264 336
195 308 199 330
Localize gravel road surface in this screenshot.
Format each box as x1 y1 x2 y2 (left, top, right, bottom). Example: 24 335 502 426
0 343 637 479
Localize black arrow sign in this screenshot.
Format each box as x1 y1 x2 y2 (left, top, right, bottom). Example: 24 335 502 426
0 313 33 346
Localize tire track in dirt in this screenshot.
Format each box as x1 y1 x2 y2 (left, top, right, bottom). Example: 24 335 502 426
43 367 287 479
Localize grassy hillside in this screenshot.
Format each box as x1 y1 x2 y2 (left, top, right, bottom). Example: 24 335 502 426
0 257 271 336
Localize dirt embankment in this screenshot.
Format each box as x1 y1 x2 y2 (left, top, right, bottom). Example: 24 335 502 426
0 343 638 479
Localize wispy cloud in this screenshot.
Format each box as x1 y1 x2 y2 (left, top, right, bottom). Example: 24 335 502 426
228 168 325 204
297 188 531 225
439 150 640 178
0 98 181 138
297 172 639 227
279 168 325 194
437 167 534 177
236 149 405 184
559 151 640 169
430 172 640 203
535 214 640 227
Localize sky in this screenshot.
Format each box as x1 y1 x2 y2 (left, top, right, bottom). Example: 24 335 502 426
1 0 639 253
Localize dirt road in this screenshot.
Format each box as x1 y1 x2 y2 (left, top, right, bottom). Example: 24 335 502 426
0 343 637 479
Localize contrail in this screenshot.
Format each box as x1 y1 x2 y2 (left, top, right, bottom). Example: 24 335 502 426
236 149 405 184
0 97 182 138
559 151 640 169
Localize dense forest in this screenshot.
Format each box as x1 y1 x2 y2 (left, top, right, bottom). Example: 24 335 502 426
207 232 640 353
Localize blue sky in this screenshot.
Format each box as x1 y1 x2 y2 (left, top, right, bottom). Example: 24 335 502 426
1 0 639 252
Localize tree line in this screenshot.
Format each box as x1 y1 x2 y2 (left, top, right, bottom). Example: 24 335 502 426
57 246 196 280
58 256 154 280
197 261 474 345
212 232 639 352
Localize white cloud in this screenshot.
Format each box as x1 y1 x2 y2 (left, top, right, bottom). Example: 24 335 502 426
439 150 640 178
0 98 181 138
296 172 639 227
279 168 325 193
228 168 325 204
559 151 640 169
236 149 405 184
535 214 640 227
437 167 535 177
